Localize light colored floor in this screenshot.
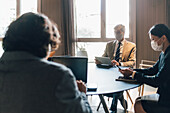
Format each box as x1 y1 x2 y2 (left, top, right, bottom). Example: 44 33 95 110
88 84 157 113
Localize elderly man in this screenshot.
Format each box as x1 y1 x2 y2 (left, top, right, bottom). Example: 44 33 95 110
96 24 136 112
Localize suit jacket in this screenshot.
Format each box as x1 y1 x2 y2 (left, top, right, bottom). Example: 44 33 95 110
134 46 170 107
102 39 136 67
0 51 92 113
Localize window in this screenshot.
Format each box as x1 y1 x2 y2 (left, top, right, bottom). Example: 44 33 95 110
0 0 38 57
0 0 38 38
75 0 135 62
0 0 16 38
106 0 129 38
76 0 129 40
76 42 107 62
20 0 38 15
76 0 101 38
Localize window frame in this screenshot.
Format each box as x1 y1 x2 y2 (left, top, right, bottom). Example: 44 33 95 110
0 0 41 39
76 0 136 43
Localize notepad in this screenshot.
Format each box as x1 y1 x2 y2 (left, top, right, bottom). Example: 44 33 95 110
95 57 112 65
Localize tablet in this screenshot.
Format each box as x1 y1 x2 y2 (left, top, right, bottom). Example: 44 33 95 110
95 56 112 65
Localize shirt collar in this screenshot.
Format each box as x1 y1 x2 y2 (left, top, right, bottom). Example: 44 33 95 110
116 39 125 45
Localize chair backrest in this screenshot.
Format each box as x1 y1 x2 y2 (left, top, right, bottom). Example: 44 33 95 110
48 56 88 83
139 60 156 69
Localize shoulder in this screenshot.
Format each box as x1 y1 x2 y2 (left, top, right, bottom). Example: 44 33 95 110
43 59 71 71
38 59 74 78
106 40 116 46
124 40 136 48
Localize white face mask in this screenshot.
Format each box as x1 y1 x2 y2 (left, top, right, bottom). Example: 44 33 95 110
151 39 163 51
115 33 124 41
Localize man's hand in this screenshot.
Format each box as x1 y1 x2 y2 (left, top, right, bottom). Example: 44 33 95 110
76 80 86 94
119 68 133 78
111 60 119 66
95 59 102 64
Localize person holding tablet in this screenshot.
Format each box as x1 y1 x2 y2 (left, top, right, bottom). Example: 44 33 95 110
95 24 136 112
119 24 170 113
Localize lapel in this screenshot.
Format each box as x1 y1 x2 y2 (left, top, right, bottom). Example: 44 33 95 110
112 40 117 58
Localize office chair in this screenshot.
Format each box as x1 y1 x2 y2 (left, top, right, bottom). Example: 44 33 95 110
138 60 156 96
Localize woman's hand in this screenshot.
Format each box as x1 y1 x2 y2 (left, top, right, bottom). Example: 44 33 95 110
76 80 86 94
119 68 133 78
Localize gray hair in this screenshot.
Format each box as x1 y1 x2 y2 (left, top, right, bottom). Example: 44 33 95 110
114 24 125 33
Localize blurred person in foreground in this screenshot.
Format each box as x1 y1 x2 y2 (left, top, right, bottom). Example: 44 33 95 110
95 24 136 112
0 12 92 113
119 24 170 113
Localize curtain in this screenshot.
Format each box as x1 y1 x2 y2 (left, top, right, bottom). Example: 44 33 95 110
61 0 76 56
167 0 170 27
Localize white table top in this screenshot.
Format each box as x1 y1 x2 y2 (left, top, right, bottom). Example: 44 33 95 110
86 63 140 95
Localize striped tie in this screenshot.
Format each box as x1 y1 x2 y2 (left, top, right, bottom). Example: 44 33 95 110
115 42 121 62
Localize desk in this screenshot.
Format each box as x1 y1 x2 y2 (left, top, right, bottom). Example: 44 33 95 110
87 63 139 113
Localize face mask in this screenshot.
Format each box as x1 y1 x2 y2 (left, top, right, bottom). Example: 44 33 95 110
151 39 163 51
115 33 124 41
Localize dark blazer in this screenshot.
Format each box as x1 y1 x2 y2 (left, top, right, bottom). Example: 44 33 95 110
0 52 92 113
134 46 170 107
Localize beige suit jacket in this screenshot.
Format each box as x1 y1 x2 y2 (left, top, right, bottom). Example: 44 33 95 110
102 40 136 67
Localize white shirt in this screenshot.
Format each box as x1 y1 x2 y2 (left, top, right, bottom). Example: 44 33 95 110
113 39 125 66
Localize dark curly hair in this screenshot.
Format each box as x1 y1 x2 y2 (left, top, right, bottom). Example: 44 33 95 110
2 12 60 58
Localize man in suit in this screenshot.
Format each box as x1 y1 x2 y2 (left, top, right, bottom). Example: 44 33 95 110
0 12 92 113
96 24 136 112
101 24 136 67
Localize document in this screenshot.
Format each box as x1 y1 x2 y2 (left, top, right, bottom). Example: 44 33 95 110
95 57 112 65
